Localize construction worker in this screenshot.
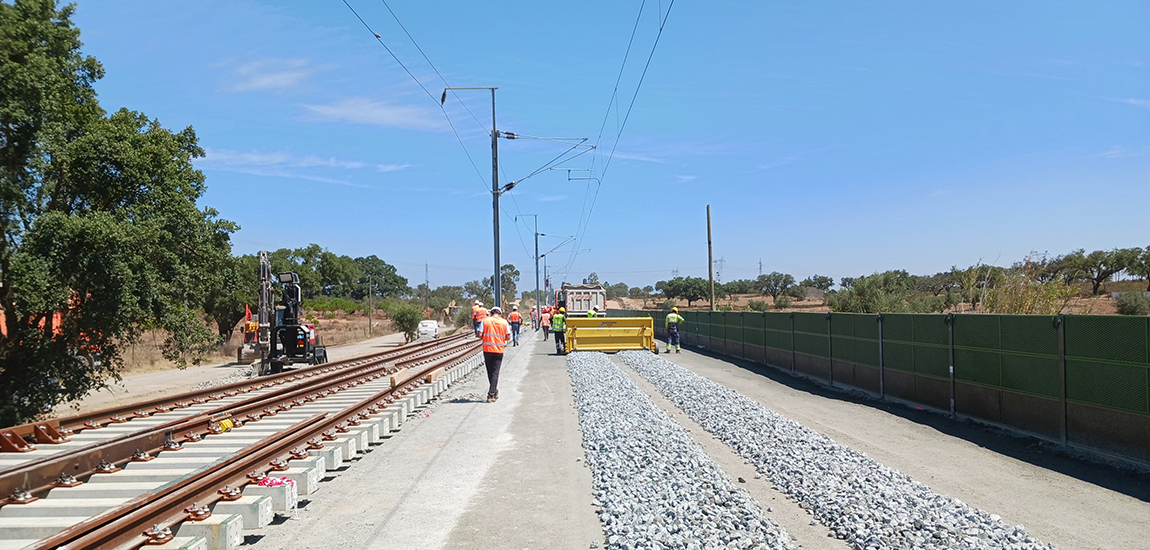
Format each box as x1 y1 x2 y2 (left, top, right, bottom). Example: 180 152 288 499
473 302 488 337
508 305 522 346
665 306 685 353
471 301 481 334
541 308 551 339
531 306 538 330
480 306 511 402
551 306 567 354
588 306 599 317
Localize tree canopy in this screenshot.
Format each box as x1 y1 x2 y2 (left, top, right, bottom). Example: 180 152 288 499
0 0 237 424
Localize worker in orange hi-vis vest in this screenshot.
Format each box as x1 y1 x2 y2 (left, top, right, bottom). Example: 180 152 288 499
508 305 523 346
473 302 488 338
480 306 511 402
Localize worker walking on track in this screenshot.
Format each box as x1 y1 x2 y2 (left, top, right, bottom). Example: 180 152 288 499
541 309 551 339
665 306 685 353
473 302 487 337
508 305 522 346
551 307 567 354
531 306 538 330
481 307 511 402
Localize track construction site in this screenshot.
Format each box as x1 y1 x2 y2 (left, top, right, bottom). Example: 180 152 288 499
1 321 1147 550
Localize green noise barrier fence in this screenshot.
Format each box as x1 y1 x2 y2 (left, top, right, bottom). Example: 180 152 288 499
614 309 1150 466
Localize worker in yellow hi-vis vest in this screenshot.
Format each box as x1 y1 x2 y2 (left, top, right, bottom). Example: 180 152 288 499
665 307 685 353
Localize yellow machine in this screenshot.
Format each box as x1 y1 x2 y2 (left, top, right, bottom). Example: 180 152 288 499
564 316 657 353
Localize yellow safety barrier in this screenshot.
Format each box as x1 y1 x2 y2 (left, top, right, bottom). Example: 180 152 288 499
565 316 657 353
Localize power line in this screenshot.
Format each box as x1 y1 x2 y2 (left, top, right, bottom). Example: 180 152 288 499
340 0 489 194
564 0 676 277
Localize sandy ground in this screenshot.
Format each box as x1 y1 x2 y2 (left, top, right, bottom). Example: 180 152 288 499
249 328 603 550
661 346 1150 550
51 331 412 417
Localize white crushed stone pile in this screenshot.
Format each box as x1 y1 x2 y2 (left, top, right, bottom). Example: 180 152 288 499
617 350 1057 550
190 365 254 391
568 351 797 550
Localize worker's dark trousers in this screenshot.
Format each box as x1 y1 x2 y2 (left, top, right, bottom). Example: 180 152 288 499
667 328 681 349
483 351 504 399
510 322 521 345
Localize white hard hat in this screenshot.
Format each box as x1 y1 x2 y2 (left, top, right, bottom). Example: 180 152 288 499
512 305 518 310
490 306 501 314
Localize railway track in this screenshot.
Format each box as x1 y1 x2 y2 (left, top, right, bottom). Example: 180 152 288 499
0 332 482 550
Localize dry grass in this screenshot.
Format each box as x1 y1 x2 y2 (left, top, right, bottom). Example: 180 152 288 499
120 310 400 375
613 280 1148 316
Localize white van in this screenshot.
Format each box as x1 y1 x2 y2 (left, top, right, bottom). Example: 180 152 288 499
418 320 440 340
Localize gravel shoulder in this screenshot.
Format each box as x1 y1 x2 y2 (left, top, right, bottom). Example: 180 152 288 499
658 347 1150 550
618 358 850 550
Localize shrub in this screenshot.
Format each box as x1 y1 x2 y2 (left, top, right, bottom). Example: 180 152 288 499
773 295 792 310
748 299 770 312
785 285 806 301
1115 292 1150 316
390 303 424 342
661 300 677 311
454 307 472 328
717 304 733 312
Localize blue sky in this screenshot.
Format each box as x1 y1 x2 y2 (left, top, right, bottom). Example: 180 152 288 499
72 1 1149 290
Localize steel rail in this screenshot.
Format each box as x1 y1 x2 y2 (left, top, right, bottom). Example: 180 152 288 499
33 341 480 550
0 332 471 448
0 337 479 505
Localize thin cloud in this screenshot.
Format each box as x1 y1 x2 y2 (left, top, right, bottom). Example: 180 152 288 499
232 58 311 92
1096 145 1150 159
537 194 568 202
675 175 697 182
301 98 444 130
1115 98 1150 110
196 148 411 188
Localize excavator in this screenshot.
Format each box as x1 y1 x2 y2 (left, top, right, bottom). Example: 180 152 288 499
238 251 327 374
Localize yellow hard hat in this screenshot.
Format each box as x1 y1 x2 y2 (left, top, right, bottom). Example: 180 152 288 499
559 307 566 313
672 307 679 312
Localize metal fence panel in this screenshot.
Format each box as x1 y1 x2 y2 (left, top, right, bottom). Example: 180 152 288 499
1065 315 1150 414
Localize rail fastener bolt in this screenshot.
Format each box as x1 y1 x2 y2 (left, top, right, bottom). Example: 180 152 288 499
4 489 38 505
217 486 243 501
142 525 174 545
55 473 82 488
131 449 154 462
95 459 121 474
184 502 212 521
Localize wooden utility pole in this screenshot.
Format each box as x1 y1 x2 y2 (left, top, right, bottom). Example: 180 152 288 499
707 204 715 311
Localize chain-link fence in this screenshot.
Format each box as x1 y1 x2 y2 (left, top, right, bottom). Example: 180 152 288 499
614 308 1150 466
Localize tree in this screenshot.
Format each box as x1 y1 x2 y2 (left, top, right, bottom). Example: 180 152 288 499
464 279 492 306
0 1 237 424
756 272 795 300
318 251 360 297
353 255 407 300
1065 248 1141 295
481 264 519 308
605 281 629 299
585 272 599 284
840 277 855 290
202 254 257 342
654 276 709 307
1130 247 1150 292
800 275 834 292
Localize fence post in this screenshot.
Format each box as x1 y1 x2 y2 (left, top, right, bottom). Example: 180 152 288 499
740 312 746 360
790 312 796 374
947 313 956 417
877 313 885 400
827 313 834 387
1057 314 1067 446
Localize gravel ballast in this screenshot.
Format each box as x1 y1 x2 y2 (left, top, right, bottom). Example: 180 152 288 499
568 351 797 550
616 350 1056 550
